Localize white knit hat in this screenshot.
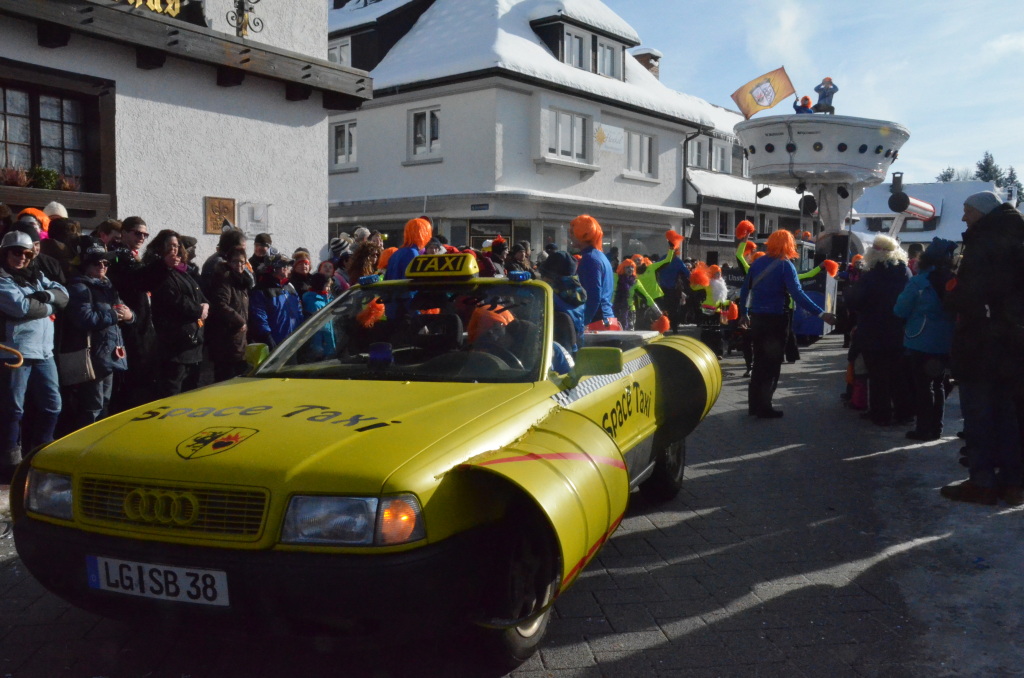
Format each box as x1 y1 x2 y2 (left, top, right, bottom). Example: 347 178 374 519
963 191 1002 215
43 201 68 219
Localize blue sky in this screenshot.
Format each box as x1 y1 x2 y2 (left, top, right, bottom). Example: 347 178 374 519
603 0 1024 184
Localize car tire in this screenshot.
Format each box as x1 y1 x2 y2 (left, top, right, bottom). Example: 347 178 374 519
475 510 558 672
639 436 686 503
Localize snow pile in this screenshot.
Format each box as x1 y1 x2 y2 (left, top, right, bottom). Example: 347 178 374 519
526 0 640 44
328 0 416 33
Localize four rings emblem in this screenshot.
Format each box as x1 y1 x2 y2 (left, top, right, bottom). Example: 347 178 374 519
123 489 200 526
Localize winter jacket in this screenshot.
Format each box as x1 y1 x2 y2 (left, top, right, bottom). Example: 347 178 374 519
148 262 207 364
65 275 130 376
384 246 422 281
739 256 825 316
845 262 911 351
893 266 954 355
301 290 336 358
945 204 1024 380
249 274 302 348
206 261 249 364
0 267 68 360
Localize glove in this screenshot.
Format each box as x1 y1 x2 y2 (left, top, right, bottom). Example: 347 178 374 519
27 290 54 303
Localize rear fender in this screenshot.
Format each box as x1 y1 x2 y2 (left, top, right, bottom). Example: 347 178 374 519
459 410 629 593
648 335 722 444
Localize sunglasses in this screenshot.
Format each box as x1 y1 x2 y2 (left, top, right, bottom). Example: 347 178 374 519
128 230 150 240
9 249 35 260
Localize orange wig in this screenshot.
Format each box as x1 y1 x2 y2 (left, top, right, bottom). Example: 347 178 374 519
616 259 636 276
377 246 398 270
743 241 757 256
765 229 798 260
665 229 685 250
735 220 755 241
751 251 767 261
822 259 839 277
570 215 603 250
402 218 432 249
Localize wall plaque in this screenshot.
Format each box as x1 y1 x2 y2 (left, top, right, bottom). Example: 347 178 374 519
204 197 236 234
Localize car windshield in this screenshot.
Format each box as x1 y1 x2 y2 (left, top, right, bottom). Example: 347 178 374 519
255 280 548 383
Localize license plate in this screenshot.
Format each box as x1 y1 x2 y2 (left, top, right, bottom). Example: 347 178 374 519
86 555 229 607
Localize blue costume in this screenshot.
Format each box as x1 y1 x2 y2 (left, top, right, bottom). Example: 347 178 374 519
577 246 614 325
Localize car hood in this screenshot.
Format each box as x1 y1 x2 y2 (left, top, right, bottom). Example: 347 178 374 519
39 377 538 494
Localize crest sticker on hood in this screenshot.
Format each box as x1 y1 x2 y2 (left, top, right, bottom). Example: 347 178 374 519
177 428 258 460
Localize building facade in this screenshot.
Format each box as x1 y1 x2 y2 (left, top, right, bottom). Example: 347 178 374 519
327 0 806 262
0 0 369 263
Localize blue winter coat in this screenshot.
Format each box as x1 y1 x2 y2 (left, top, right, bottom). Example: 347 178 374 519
0 268 68 360
301 290 336 358
250 276 303 348
893 267 954 355
66 275 130 376
577 246 614 325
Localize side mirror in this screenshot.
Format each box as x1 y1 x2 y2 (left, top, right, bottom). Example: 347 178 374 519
561 346 622 388
245 343 270 371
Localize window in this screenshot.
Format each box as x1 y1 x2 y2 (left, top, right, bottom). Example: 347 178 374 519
626 131 654 176
327 38 352 68
742 152 750 178
331 120 356 168
1 85 86 180
564 31 587 69
597 42 618 78
700 209 714 238
712 144 729 173
718 210 731 239
546 109 588 162
689 139 704 168
410 107 441 158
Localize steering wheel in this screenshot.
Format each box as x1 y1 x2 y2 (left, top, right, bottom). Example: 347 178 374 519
483 344 524 370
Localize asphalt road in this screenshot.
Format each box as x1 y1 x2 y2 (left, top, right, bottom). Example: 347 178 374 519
2 334 1022 677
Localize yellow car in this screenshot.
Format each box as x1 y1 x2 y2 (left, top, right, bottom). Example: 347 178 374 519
10 254 720 668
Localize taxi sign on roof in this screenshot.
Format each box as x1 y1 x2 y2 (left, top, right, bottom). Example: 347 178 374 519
405 253 479 278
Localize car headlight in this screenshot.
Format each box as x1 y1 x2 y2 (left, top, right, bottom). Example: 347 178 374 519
26 469 73 521
281 494 425 546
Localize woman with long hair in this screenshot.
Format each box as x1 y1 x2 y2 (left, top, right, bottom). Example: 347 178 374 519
144 229 208 397
347 241 383 282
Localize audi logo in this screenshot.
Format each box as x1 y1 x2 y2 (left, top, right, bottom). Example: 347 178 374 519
123 489 200 527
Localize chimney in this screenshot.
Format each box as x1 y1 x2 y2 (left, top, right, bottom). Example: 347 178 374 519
631 47 663 80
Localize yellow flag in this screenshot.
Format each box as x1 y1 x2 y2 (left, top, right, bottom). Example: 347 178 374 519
730 67 795 120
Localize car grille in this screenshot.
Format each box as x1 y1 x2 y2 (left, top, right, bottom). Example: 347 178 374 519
78 476 268 541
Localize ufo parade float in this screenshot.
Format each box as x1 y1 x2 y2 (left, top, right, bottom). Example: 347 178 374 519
735 115 911 233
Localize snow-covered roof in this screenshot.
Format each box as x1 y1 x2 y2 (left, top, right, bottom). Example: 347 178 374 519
527 0 640 44
850 180 1003 243
686 169 802 212
629 47 663 58
360 0 718 128
328 0 415 33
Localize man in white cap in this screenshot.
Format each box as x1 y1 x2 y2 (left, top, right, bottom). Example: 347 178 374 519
941 191 1024 505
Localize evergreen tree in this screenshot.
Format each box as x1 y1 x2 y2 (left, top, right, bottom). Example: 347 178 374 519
974 151 1005 187
936 166 956 182
1005 166 1022 206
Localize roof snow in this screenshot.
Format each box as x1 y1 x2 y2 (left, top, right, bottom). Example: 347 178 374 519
687 169 802 211
527 0 640 44
362 0 726 128
328 0 415 33
630 47 663 58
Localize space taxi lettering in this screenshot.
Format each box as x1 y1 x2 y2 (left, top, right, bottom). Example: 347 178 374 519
130 404 398 431
601 382 652 438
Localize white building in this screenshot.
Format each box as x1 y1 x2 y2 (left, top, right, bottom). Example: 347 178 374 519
851 179 1004 247
326 0 801 261
0 0 369 262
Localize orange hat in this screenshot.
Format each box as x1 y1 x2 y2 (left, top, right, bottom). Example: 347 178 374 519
822 259 839 277
18 208 50 233
735 220 755 241
665 230 684 250
570 215 603 250
378 246 398 269
467 305 514 343
402 218 432 249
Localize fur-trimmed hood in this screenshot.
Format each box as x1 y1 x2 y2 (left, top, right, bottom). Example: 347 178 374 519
863 235 908 270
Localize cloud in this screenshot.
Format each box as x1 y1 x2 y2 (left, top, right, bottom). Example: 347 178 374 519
742 0 816 75
983 32 1024 59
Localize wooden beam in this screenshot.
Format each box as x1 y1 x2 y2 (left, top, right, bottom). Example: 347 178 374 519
135 45 166 70
0 0 371 102
37 20 71 48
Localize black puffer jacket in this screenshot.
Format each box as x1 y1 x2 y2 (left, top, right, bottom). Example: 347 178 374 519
845 262 911 351
148 262 207 364
65 275 130 377
945 203 1024 381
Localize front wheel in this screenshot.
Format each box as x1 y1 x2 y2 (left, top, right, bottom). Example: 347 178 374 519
639 437 686 502
474 511 559 672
